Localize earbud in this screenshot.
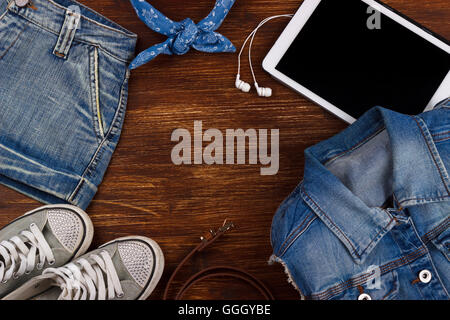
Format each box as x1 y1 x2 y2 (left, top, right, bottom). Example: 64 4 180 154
235 74 251 93
235 14 293 98
255 83 272 97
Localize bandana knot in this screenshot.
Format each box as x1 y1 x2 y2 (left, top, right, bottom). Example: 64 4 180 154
172 18 198 55
129 0 237 69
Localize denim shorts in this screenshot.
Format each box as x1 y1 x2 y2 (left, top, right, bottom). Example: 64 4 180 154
0 0 137 209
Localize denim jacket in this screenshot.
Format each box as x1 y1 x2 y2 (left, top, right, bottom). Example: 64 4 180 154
271 101 450 300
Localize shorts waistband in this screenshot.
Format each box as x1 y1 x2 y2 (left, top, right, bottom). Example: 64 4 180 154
7 0 137 62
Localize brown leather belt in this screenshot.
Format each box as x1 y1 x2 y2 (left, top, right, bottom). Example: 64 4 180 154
163 220 275 300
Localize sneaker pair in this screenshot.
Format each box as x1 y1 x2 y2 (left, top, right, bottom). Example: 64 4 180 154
0 205 164 300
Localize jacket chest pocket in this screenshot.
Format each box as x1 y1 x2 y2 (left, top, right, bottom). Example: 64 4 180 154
318 271 399 300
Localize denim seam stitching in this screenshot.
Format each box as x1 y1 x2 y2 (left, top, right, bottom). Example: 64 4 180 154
88 47 103 144
434 137 450 143
93 47 105 138
0 18 28 60
278 210 310 254
432 131 450 137
324 127 385 166
399 195 450 204
68 178 85 203
280 217 316 258
270 182 304 251
0 1 9 21
279 214 317 258
86 43 130 64
107 70 129 138
422 216 449 243
8 10 131 63
413 116 450 195
357 216 395 259
380 246 427 273
86 144 106 178
89 47 105 139
276 199 307 255
300 186 360 259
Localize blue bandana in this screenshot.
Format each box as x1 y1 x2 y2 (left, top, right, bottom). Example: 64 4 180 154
129 0 237 69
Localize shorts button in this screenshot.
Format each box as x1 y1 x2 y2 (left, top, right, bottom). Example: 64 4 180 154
15 0 29 7
419 270 432 284
358 293 372 300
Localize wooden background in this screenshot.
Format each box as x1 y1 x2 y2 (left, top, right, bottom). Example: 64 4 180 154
1 0 449 300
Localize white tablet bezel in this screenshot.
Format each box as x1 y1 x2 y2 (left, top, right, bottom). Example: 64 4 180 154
263 0 450 123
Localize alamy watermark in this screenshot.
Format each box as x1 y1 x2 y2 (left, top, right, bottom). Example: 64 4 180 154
367 5 382 30
366 265 381 290
171 121 279 176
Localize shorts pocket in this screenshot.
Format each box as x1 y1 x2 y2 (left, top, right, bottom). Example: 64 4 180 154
88 45 129 141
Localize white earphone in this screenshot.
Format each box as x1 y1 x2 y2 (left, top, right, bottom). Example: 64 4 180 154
236 14 293 97
235 74 251 93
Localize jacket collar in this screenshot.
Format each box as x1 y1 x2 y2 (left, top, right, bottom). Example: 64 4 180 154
301 107 450 264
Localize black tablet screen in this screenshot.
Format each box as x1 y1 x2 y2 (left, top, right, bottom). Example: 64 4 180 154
276 0 450 119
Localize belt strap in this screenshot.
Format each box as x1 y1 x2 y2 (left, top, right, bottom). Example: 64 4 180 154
163 220 275 300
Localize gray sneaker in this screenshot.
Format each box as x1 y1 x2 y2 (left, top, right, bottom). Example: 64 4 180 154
0 204 94 299
4 236 165 300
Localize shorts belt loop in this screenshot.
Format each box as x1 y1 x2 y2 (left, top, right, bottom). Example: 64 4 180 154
53 8 81 59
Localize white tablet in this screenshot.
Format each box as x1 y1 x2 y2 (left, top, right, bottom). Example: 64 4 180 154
263 0 450 123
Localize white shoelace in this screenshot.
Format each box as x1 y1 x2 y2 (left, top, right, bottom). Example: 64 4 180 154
0 223 55 283
43 250 124 300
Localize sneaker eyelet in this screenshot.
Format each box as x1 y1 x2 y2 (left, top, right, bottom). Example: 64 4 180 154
13 273 19 280
116 292 124 298
49 260 55 266
25 271 31 275
30 223 36 228
37 263 43 270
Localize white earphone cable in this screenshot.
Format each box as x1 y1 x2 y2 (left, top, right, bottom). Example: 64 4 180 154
248 14 293 84
237 14 294 83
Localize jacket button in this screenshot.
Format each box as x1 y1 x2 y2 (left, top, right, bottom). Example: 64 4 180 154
419 270 432 283
15 0 29 7
358 293 372 300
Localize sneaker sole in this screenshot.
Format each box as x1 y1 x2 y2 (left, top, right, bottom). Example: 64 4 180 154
100 235 165 300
